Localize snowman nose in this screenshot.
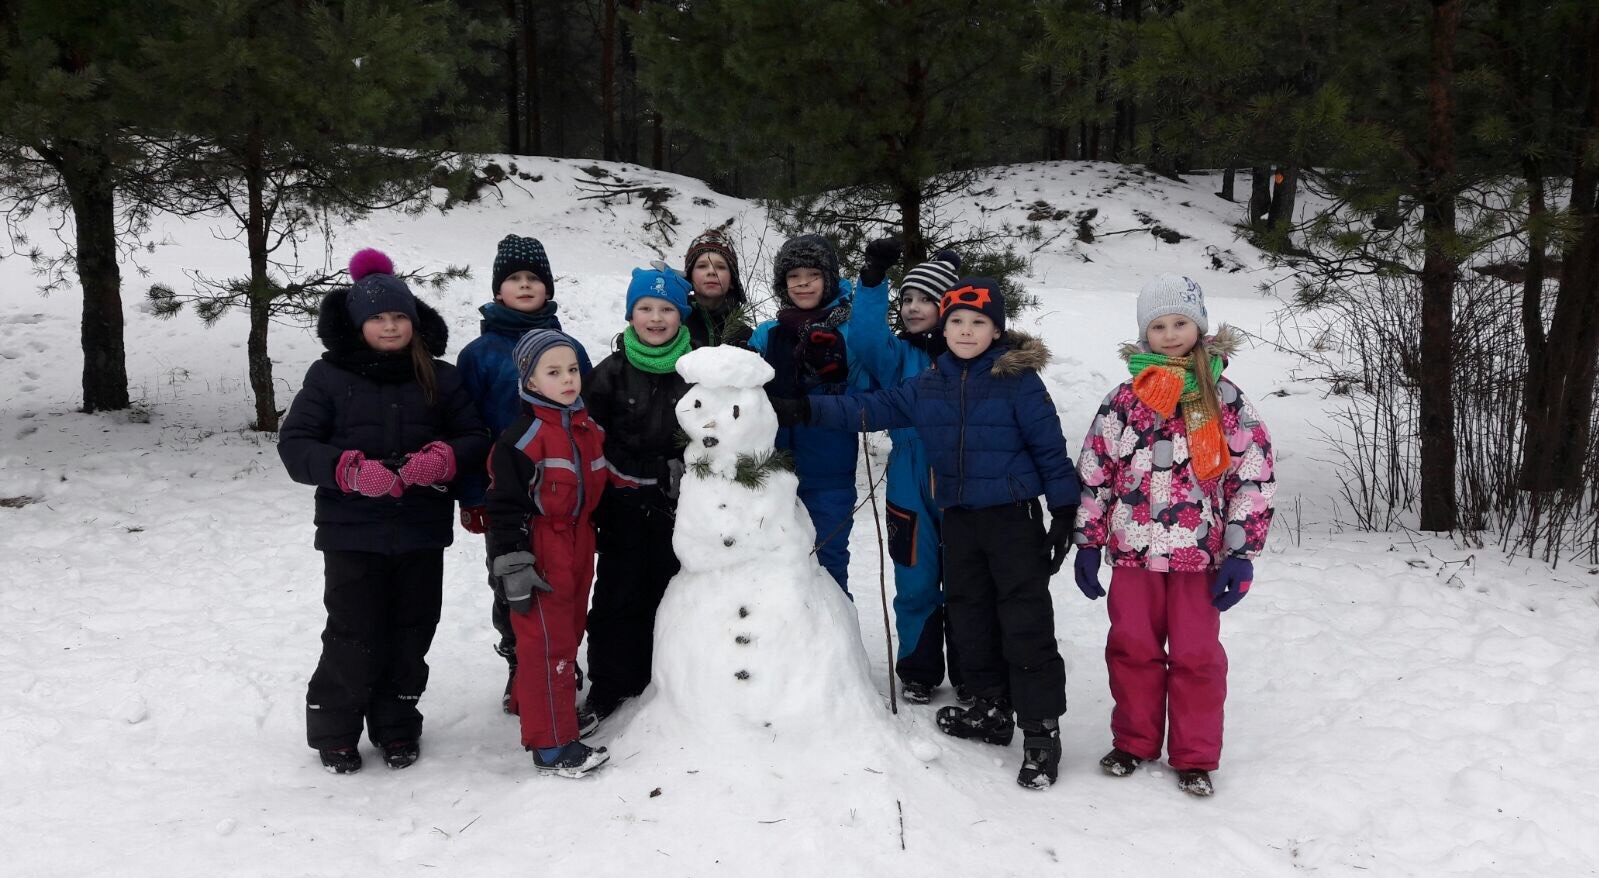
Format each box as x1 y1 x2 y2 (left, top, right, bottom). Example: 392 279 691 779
702 420 717 429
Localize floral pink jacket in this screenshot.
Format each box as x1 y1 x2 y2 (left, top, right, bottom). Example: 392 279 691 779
1073 363 1275 573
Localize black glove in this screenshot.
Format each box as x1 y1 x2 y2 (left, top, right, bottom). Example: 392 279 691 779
800 324 849 385
492 550 551 614
767 392 811 427
860 237 904 288
1046 506 1077 575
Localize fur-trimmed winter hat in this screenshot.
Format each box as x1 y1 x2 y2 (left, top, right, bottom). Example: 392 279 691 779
685 228 738 277
939 277 1006 334
900 250 961 303
772 233 840 306
625 265 693 320
1136 274 1209 340
493 234 555 299
345 249 418 326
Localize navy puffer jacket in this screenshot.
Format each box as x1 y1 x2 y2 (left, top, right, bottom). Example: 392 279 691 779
806 332 1079 511
278 290 492 554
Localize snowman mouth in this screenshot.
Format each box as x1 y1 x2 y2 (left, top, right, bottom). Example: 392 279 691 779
702 437 720 448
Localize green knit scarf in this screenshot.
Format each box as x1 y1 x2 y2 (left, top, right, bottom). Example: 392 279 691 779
623 325 692 374
1125 350 1224 393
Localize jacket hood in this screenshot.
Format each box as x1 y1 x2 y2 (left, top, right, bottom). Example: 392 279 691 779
1118 323 1242 364
992 331 1051 377
318 287 449 356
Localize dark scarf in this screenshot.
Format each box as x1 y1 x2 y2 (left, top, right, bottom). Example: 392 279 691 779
898 327 947 360
322 346 417 384
480 300 563 335
774 300 851 393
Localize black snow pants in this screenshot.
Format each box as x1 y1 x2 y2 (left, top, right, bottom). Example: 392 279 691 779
306 549 443 750
583 486 680 713
941 500 1066 722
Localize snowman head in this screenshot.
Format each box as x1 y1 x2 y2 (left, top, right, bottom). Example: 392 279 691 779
675 347 779 475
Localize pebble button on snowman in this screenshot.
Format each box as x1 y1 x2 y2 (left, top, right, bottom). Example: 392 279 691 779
644 345 883 735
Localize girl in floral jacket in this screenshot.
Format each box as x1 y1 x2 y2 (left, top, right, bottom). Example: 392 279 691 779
1071 274 1275 798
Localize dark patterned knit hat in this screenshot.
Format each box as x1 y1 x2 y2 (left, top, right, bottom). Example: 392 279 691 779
772 233 840 306
344 248 418 326
493 234 555 298
938 277 1006 334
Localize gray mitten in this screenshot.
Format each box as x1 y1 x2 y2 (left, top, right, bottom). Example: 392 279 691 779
492 551 551 614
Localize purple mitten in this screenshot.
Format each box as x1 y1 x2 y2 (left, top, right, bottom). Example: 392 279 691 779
399 441 457 486
1211 557 1254 611
1073 546 1105 599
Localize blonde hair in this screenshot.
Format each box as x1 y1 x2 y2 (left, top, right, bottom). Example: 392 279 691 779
1190 338 1222 424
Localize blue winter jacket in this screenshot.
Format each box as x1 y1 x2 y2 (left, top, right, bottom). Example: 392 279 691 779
807 333 1080 511
750 279 871 492
456 302 591 506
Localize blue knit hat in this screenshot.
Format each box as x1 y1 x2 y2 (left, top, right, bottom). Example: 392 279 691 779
625 266 692 320
344 248 418 327
513 329 580 402
494 235 555 298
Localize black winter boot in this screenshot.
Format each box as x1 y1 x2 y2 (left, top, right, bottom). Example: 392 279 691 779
900 680 934 705
1177 768 1215 797
1099 748 1144 777
319 747 363 774
381 740 420 770
576 701 600 739
936 697 1015 745
533 741 610 778
497 643 517 715
1016 719 1061 790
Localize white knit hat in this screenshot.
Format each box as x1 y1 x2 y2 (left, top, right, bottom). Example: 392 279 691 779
1136 274 1209 340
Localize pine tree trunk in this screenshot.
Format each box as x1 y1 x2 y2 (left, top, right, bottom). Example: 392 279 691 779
58 143 130 413
244 124 279 432
1417 0 1460 531
522 0 540 153
503 0 521 154
1248 167 1271 229
651 110 664 170
1518 13 1599 493
1267 165 1299 231
600 0 617 161
898 187 926 267
1219 167 1236 201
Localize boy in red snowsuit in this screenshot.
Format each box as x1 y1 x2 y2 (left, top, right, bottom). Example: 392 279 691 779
485 329 630 777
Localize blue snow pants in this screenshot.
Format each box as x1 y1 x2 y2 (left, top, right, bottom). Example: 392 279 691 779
884 439 959 687
799 484 855 596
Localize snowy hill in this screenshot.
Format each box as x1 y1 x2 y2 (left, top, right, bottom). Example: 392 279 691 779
3 157 1598 877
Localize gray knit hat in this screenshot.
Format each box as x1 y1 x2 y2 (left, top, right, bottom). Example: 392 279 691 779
772 233 840 305
900 250 961 303
513 328 580 403
1136 274 1209 340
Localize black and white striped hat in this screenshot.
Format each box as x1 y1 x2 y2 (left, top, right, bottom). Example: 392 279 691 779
899 250 961 302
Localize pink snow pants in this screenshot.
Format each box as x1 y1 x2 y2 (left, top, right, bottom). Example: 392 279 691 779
1105 567 1228 771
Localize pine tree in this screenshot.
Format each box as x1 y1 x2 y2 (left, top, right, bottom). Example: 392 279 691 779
134 0 492 431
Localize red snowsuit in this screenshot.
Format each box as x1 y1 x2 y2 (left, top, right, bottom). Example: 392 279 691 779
485 397 625 750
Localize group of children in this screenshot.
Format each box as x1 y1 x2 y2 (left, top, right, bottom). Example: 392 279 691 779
277 229 1276 796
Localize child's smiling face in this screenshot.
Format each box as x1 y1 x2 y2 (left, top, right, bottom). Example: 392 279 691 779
1145 314 1201 357
631 297 682 346
898 289 940 334
526 346 581 404
498 270 550 313
784 267 825 310
361 312 413 352
942 309 1001 359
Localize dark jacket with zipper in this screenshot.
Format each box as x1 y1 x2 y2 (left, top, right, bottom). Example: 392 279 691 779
582 336 690 486
806 332 1080 511
278 290 491 554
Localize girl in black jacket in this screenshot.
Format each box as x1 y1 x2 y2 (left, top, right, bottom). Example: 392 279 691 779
278 249 491 774
579 266 695 721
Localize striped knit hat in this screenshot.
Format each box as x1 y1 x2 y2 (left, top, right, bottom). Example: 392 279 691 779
899 250 961 303
513 328 580 401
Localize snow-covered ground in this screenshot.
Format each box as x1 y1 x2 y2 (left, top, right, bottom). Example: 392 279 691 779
3 157 1598 877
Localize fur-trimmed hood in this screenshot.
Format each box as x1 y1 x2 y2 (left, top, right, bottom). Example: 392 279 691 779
317 287 450 356
991 330 1051 377
1117 323 1242 364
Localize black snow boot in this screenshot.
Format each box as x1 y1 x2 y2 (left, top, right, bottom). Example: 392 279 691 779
1099 748 1144 777
954 683 975 706
1016 719 1061 790
1177 768 1214 797
576 701 600 739
319 747 363 775
497 643 518 715
900 680 934 705
936 697 1015 745
533 741 610 778
381 740 420 770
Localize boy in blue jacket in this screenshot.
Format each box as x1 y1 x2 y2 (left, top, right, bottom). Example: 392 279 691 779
846 240 966 705
774 277 1079 790
455 234 591 713
749 234 869 594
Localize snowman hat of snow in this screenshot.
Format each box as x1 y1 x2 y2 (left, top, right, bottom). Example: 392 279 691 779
675 344 774 389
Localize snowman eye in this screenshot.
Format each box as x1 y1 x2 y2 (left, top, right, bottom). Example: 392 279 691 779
732 405 740 419
694 399 702 408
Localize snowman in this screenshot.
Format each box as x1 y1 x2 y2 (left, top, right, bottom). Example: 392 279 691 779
637 345 884 741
